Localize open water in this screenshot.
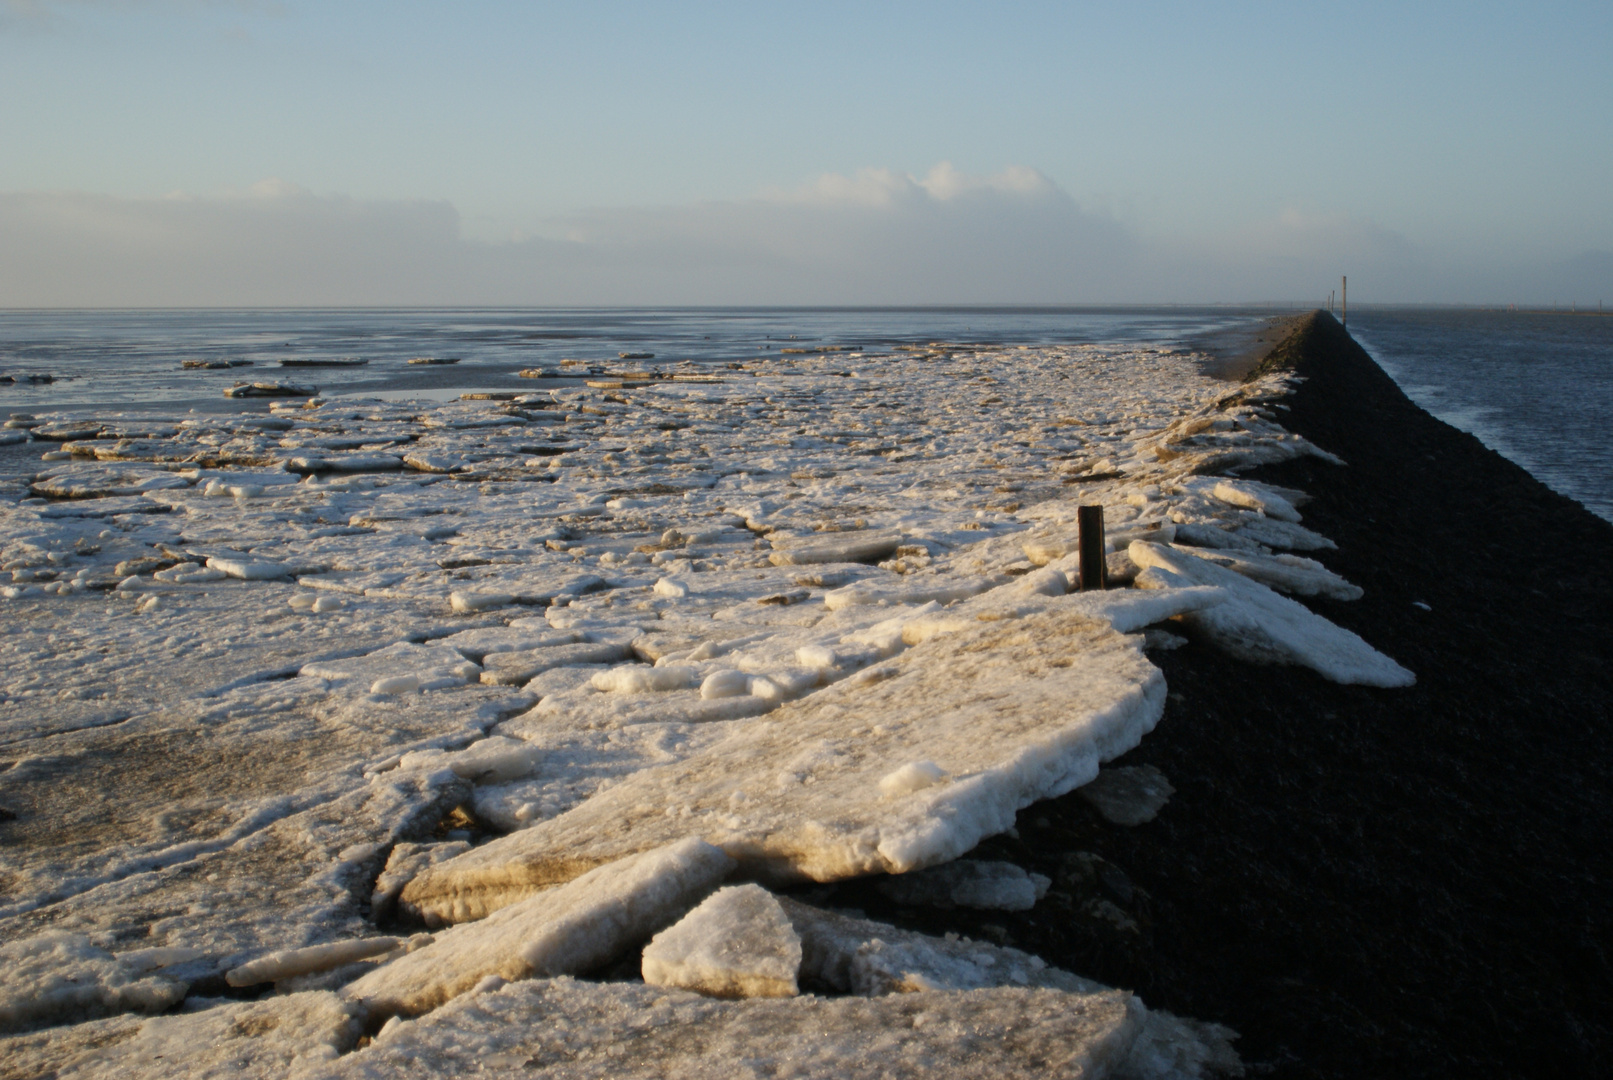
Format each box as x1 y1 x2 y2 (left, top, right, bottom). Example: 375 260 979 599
1349 309 1613 522
2 306 1609 521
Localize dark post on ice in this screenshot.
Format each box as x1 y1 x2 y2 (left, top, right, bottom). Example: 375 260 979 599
1077 505 1107 591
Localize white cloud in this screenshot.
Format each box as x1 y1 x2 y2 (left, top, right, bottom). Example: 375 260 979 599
0 168 1602 306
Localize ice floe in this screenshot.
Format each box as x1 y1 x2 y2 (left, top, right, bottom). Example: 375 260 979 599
0 338 1397 1071
345 838 733 1017
1130 541 1413 686
641 883 802 998
324 977 1140 1080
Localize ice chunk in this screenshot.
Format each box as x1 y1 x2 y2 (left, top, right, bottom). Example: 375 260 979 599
877 860 1047 911
1232 515 1337 551
397 735 543 785
370 675 419 695
206 554 290 580
346 838 735 1017
899 584 1227 644
879 761 947 798
1173 545 1363 601
776 898 1242 1075
430 625 581 663
1212 479 1302 522
372 842 472 920
323 977 1140 1080
300 642 481 691
400 605 1165 922
591 664 699 693
768 532 903 566
1078 764 1176 826
449 589 514 613
1169 522 1264 551
478 641 633 685
641 884 802 998
226 937 400 987
699 669 751 699
822 575 1002 611
778 896 1099 996
0 932 186 1033
1130 541 1414 687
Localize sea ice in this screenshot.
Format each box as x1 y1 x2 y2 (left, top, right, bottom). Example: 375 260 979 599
0 337 1391 1072
25 991 362 1079
641 883 802 998
320 977 1140 1080
0 932 187 1033
300 642 481 691
876 859 1052 911
1130 541 1414 686
1171 544 1361 600
399 604 1166 922
345 838 734 1016
225 937 400 987
1078 764 1177 826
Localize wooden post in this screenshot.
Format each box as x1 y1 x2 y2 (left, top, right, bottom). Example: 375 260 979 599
1077 505 1106 591
1342 276 1347 329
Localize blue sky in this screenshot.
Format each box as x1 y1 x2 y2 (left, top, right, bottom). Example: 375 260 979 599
2 1 1610 305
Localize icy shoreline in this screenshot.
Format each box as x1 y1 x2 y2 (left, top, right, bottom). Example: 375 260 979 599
0 328 1409 1077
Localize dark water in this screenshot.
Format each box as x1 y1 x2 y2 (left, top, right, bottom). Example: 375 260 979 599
1349 310 1613 522
0 307 1260 414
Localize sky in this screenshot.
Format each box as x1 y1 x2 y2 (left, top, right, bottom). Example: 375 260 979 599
2 0 1611 307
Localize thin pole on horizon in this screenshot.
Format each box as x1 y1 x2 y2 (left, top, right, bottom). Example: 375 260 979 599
1342 277 1347 329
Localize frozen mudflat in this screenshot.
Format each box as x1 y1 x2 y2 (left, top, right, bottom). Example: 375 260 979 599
0 340 1408 1074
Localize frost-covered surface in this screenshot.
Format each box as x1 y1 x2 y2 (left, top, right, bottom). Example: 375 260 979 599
0 342 1387 1069
0 932 186 1034
641 884 802 998
0 991 363 1080
776 898 1240 1079
400 602 1170 922
344 838 734 1019
1130 541 1414 686
321 977 1140 1080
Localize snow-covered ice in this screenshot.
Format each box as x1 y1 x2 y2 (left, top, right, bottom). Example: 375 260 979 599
0 991 363 1080
323 977 1141 1080
398 603 1170 921
1130 541 1414 686
344 838 734 1017
0 338 1393 1070
641 883 802 998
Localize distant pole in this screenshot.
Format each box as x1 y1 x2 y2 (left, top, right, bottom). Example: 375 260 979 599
1342 276 1347 329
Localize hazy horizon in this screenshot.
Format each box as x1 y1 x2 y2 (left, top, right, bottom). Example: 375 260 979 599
4 1 1610 307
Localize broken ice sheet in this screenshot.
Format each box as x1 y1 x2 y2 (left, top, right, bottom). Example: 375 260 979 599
1130 540 1414 687
641 883 802 999
1078 764 1177 826
876 859 1052 912
400 604 1167 923
344 838 734 1018
776 898 1241 1077
0 931 186 1034
0 990 362 1080
0 339 1391 1074
320 977 1141 1080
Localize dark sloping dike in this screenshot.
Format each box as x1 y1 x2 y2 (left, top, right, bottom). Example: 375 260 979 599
813 311 1613 1078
